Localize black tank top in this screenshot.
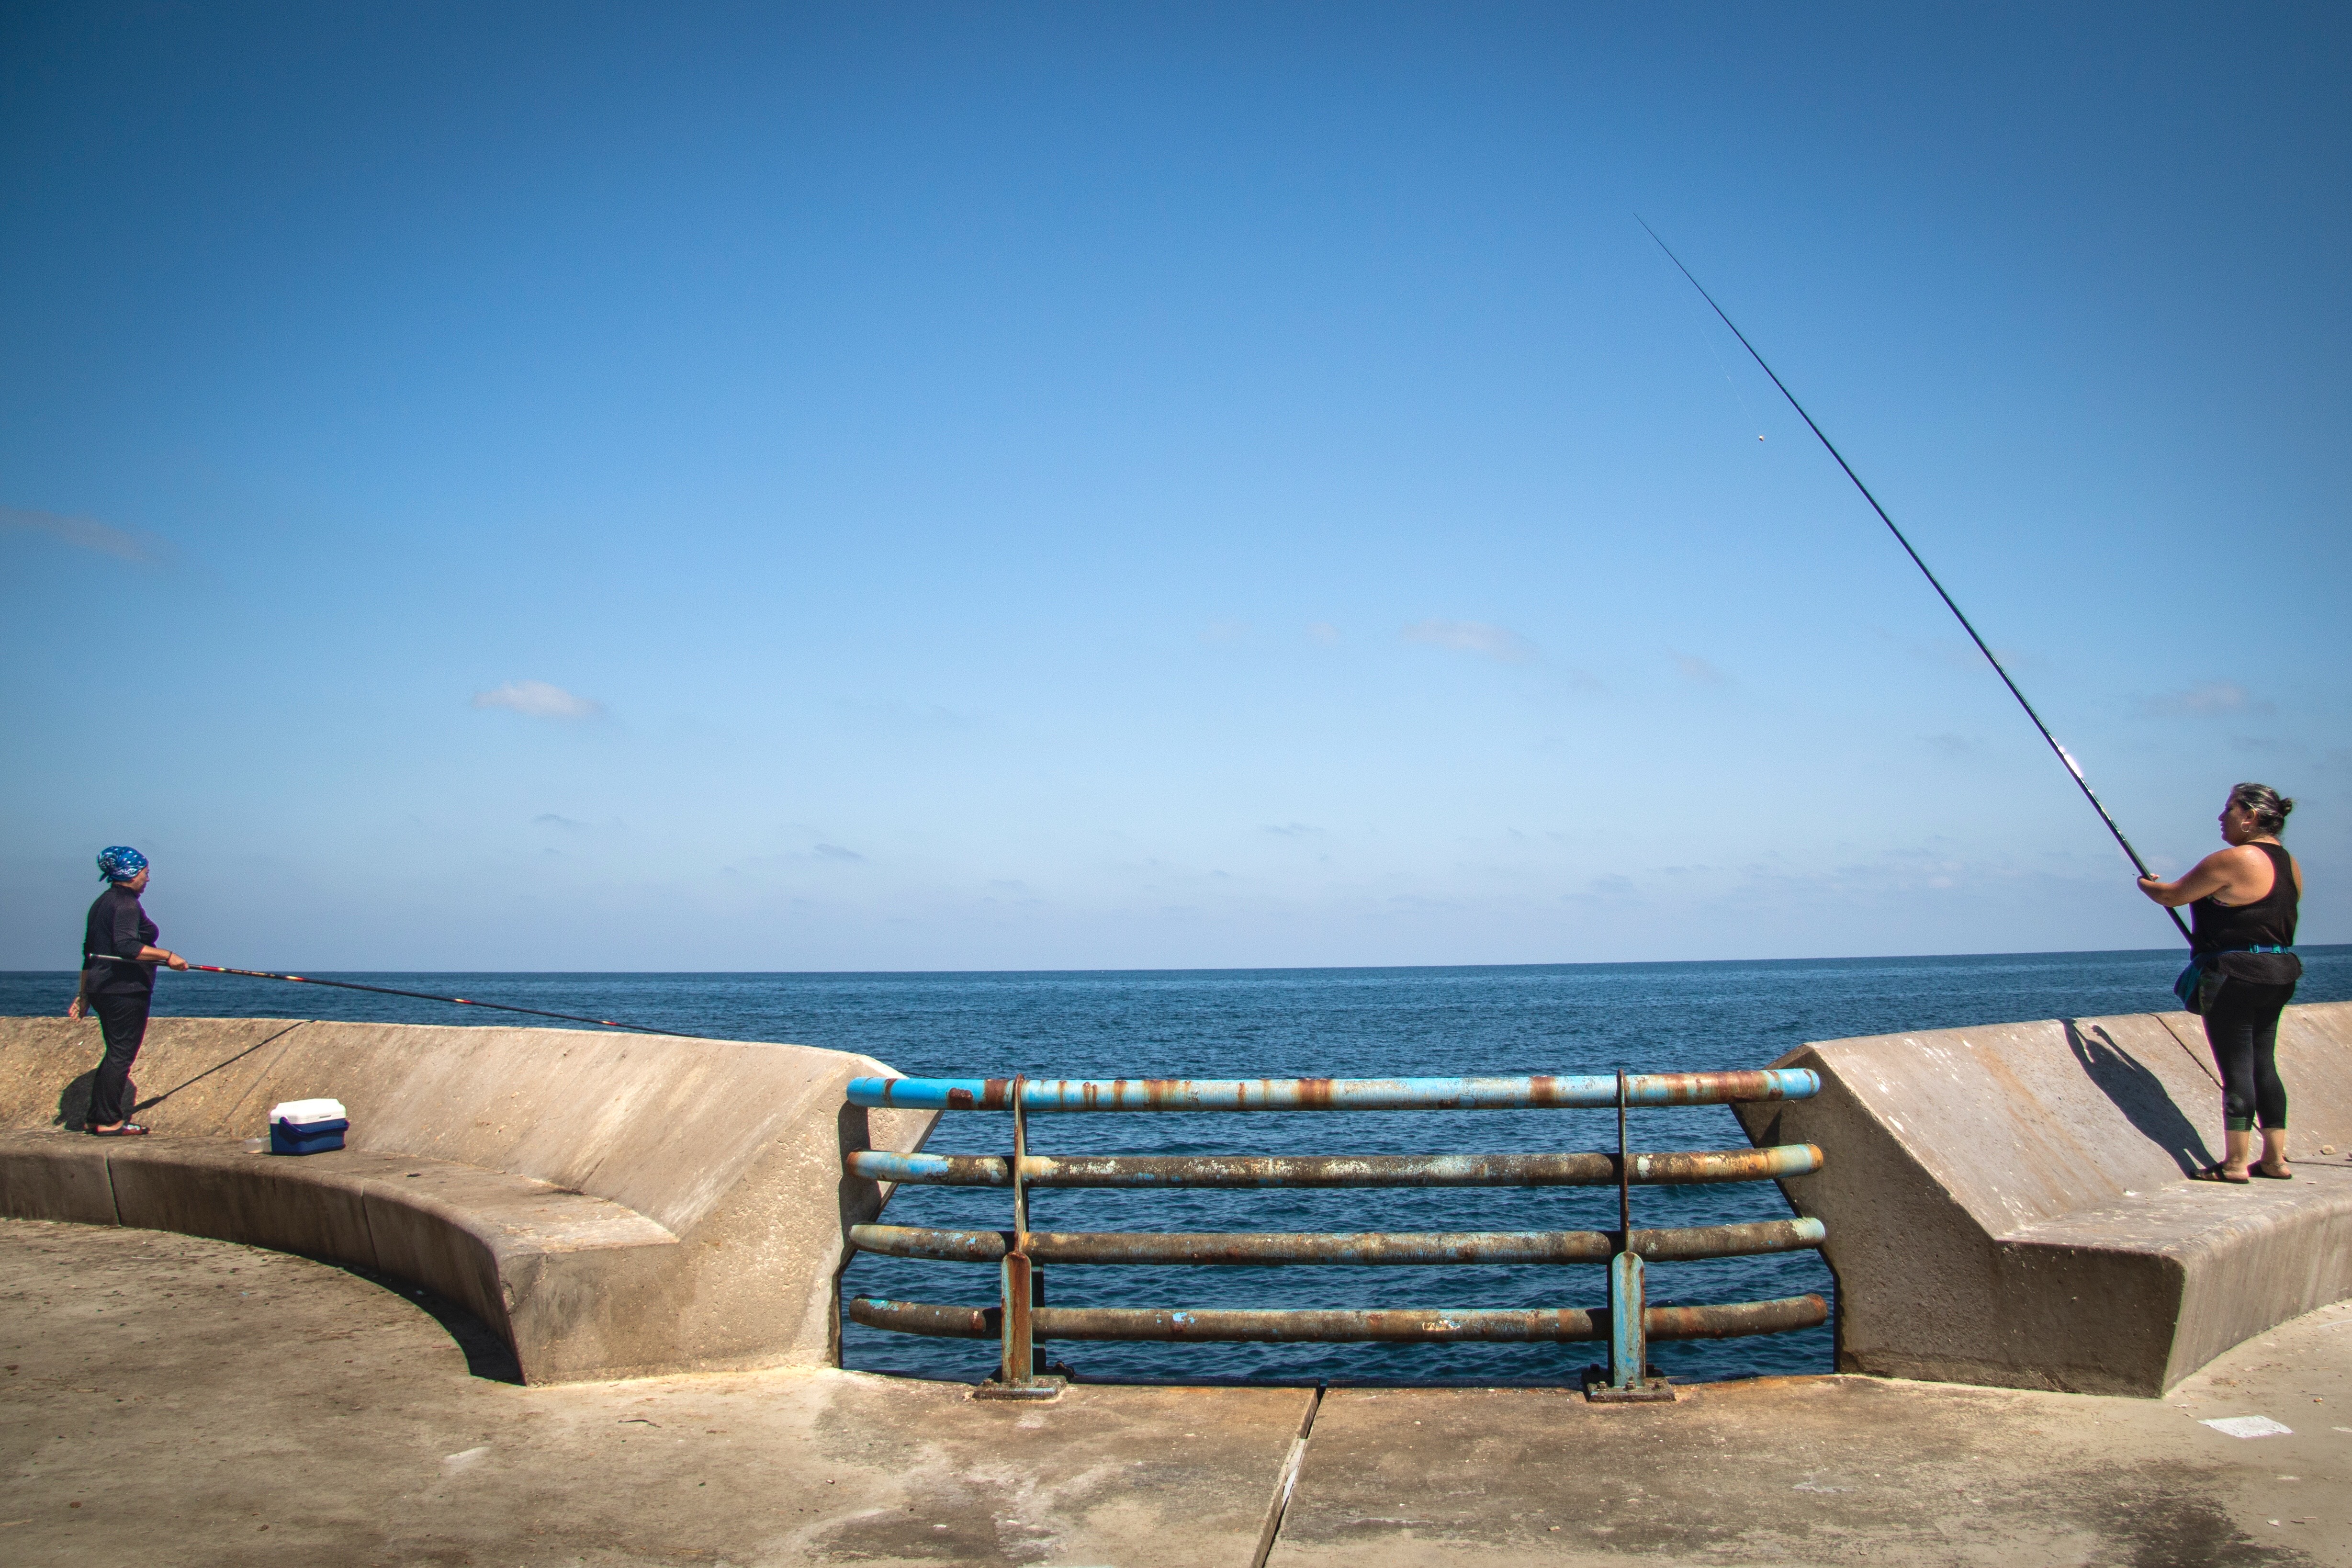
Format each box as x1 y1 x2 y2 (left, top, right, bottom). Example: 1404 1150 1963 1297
2191 841 2300 985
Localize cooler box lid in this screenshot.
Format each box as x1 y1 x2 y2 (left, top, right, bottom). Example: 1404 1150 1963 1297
270 1098 348 1126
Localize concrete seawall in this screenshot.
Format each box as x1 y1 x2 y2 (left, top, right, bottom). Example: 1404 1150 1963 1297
0 1015 935 1381
1739 999 2352 1396
9 1001 2347 1399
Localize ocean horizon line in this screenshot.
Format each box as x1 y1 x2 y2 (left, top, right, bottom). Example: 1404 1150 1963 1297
16 943 2345 981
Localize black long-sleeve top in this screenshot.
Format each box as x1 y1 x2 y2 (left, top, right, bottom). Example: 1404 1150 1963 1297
81 885 158 998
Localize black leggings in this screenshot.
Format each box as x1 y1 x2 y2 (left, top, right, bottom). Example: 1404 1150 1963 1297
2202 978 2294 1132
88 988 151 1128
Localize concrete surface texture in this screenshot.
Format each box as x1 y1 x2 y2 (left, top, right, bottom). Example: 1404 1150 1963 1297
1737 1000 2352 1396
0 1017 935 1380
3 1218 2346 1567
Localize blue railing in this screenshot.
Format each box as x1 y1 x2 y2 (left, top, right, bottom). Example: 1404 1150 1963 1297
844 1069 1826 1401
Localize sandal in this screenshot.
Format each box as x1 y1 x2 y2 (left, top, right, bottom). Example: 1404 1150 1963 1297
2189 1163 2249 1184
87 1122 148 1137
2252 1164 2294 1180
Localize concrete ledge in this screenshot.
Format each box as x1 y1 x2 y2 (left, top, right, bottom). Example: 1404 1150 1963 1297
0 1128 116 1224
0 1016 935 1381
1737 999 2352 1395
0 1129 679 1378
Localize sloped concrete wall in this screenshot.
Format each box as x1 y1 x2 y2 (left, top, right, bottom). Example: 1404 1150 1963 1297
1738 1001 2352 1395
0 1016 935 1378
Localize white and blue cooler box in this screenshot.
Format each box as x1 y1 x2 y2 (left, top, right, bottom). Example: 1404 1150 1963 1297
269 1098 349 1155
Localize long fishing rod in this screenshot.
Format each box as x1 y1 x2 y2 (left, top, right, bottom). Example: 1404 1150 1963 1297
89 953 693 1036
1638 218 2192 944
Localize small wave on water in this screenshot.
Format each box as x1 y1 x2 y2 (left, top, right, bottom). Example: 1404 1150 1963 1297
9 947 2345 1385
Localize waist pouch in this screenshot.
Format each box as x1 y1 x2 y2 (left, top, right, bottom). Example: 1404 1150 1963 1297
2174 946 2295 1015
80 966 151 1000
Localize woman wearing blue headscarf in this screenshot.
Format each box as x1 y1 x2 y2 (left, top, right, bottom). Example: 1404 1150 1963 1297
68 846 187 1135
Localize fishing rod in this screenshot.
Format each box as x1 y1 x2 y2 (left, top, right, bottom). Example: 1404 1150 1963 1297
1638 218 2192 944
88 953 694 1036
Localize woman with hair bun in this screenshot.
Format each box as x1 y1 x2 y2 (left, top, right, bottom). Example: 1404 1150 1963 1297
2136 783 2302 1182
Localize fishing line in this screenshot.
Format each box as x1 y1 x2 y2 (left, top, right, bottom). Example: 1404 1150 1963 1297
1668 276 1767 442
130 1020 307 1115
89 954 694 1035
1637 218 2191 944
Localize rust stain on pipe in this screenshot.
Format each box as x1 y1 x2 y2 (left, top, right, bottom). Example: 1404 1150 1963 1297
845 1295 1829 1342
844 1145 1822 1189
849 1218 1826 1266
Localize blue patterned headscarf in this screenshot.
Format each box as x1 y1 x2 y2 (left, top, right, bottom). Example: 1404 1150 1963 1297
97 846 148 884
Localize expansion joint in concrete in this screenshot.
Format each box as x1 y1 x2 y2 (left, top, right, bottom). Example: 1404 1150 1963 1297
1249 1383 1324 1568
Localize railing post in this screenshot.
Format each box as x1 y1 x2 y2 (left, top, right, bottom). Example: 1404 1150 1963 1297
1590 1068 1675 1402
1609 1251 1646 1386
1001 1250 1034 1382
1004 1073 1032 1384
978 1072 1063 1400
1612 1069 1641 1388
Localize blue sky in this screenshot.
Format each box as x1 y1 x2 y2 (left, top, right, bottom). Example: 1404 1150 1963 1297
4 3 2347 970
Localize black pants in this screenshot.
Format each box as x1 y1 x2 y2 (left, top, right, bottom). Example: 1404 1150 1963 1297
88 988 151 1128
2203 977 2295 1133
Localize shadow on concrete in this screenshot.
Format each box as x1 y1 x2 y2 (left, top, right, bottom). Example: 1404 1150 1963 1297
52 1069 97 1129
132 1022 308 1116
2065 1020 2216 1177
49 1023 308 1128
336 1260 525 1384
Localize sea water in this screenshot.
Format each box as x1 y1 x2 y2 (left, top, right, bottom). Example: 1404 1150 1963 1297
8 947 2346 1385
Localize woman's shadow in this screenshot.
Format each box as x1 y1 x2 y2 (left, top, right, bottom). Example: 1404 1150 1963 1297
51 1023 309 1129
2065 1020 2216 1177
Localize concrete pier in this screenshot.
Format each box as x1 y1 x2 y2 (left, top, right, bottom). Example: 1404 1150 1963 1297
3 1216 2346 1566
1737 1000 2352 1396
0 1016 936 1380
11 1004 2350 1397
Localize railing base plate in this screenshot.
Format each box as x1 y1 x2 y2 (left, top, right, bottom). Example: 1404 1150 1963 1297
972 1376 1068 1402
1582 1366 1677 1403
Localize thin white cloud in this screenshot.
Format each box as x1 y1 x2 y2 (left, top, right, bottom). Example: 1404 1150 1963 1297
1671 652 1729 685
1 504 167 564
814 843 867 863
1306 621 1340 645
473 680 604 720
1400 620 1538 665
2141 680 2272 718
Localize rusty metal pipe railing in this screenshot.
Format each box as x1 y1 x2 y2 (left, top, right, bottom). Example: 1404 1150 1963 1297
848 1293 1829 1343
848 1068 1818 1113
844 1063 1827 1400
852 1217 1825 1266
847 1144 1821 1188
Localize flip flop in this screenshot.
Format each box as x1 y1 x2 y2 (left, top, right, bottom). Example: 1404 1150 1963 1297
2252 1165 2294 1180
2189 1164 2249 1184
87 1123 148 1137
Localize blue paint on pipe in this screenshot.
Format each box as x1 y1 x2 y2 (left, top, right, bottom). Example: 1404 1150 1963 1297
1609 1251 1647 1387
845 1068 1820 1112
845 1143 1823 1188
